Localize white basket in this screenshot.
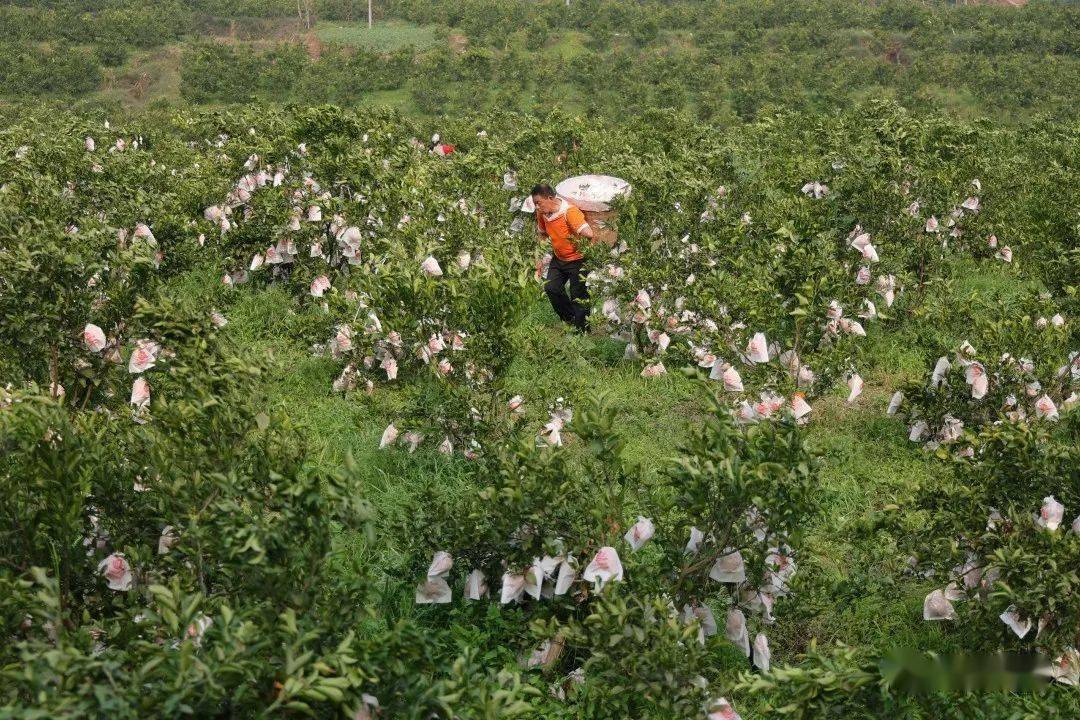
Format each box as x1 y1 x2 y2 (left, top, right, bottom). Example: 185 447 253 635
555 174 632 212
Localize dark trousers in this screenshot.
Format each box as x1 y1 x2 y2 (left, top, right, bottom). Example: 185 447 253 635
545 257 589 330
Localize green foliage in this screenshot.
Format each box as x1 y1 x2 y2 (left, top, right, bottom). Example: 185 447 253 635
899 414 1080 656
388 390 819 716
0 293 544 718
734 641 890 718
0 94 1076 717
541 591 714 719
5 0 1079 124
0 43 102 97
662 396 819 602
897 289 1074 448
180 43 262 104
734 639 1080 718
315 19 442 52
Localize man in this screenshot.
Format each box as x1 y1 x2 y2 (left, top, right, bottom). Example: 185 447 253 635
531 183 595 331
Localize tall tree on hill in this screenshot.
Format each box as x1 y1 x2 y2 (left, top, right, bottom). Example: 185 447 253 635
297 0 314 29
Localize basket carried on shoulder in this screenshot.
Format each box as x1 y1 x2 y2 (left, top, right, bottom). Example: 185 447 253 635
555 175 631 247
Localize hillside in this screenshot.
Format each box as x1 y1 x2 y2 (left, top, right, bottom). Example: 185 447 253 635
1 1 1079 718
1 0 1078 122
2 100 1078 717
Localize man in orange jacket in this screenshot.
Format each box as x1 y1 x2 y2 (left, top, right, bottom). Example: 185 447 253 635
531 183 595 331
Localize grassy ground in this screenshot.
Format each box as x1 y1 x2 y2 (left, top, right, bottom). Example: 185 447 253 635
543 31 591 62
358 87 415 112
62 19 446 111
163 252 1080 717
96 45 184 108
37 14 1008 124
167 257 960 665
315 19 443 52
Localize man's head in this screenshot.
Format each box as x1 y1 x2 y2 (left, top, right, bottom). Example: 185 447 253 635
531 183 561 215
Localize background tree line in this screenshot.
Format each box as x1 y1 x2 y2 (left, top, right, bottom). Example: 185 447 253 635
0 0 1077 123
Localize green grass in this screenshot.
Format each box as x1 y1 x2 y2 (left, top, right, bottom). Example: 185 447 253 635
788 393 945 652
659 29 698 50
502 303 704 479
912 83 985 122
315 19 442 52
543 31 591 61
96 45 184 108
162 253 1019 681
358 87 415 112
164 261 1080 717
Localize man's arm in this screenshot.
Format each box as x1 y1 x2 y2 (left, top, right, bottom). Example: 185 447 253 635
568 208 595 240
535 215 548 277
